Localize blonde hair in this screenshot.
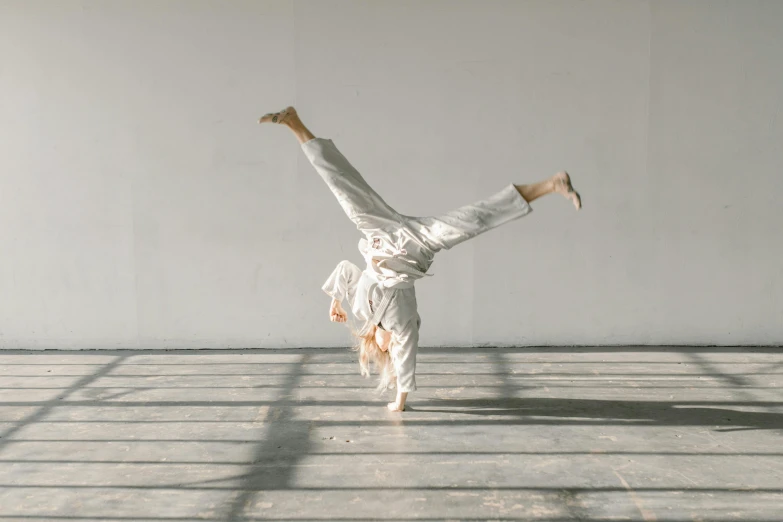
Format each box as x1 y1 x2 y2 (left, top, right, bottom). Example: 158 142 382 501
352 324 396 391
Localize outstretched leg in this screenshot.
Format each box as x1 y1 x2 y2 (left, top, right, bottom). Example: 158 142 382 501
406 172 581 253
259 107 401 233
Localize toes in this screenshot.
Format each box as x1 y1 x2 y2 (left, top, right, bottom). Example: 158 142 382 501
259 110 288 124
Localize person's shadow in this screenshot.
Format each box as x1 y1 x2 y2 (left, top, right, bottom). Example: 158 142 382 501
411 397 783 432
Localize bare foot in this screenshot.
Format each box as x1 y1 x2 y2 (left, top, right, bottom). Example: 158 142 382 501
258 106 297 125
553 171 582 210
387 402 404 412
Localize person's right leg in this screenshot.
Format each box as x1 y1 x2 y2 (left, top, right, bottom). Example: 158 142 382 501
405 172 581 254
259 107 401 232
405 184 533 253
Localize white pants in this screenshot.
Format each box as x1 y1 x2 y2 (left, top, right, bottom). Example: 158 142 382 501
303 138 532 392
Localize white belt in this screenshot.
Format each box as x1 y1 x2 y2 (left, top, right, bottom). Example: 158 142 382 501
359 284 396 336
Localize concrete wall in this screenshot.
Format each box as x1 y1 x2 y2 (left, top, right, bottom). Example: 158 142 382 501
1 0 781 349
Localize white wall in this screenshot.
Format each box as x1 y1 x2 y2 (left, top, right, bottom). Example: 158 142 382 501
1 0 781 349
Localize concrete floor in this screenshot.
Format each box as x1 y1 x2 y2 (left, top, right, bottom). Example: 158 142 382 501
0 348 781 521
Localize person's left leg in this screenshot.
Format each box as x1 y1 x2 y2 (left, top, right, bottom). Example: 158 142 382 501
259 107 402 233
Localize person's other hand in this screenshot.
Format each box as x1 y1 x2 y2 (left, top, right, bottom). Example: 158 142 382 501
329 300 347 323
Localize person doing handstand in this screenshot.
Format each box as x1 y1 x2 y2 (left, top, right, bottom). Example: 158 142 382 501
259 107 581 411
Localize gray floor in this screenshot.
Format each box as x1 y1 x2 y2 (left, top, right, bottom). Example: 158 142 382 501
0 347 781 522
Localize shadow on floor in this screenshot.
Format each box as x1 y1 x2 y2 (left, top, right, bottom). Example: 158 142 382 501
411 396 783 431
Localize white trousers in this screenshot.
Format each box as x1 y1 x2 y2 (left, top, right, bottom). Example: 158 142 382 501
303 138 532 392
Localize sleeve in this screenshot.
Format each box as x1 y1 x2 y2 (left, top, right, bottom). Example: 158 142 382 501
382 289 421 393
321 260 362 303
390 315 420 393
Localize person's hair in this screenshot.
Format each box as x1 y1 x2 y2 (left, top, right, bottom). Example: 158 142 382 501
352 324 396 391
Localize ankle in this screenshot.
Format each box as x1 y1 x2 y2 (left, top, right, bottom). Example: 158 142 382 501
284 115 303 132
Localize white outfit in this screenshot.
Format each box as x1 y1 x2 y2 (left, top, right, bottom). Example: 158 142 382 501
304 138 532 392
